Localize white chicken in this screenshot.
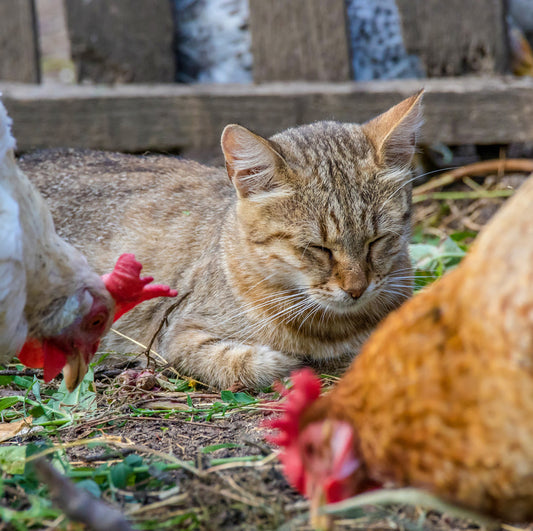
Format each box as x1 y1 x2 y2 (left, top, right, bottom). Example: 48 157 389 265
0 100 177 390
0 100 115 389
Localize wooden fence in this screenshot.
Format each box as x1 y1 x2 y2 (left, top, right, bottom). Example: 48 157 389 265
1 0 532 153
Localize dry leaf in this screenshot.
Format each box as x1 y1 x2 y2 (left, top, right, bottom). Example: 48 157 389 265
0 417 33 443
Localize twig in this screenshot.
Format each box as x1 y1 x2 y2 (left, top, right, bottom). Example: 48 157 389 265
413 158 533 196
0 368 41 377
109 324 209 388
322 488 499 529
26 436 203 478
125 494 188 516
413 189 514 204
32 457 134 531
204 452 278 473
143 291 192 365
81 448 136 463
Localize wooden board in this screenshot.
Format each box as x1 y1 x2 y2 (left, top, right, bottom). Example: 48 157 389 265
64 0 174 83
2 77 533 152
396 0 509 76
0 0 40 83
249 0 352 82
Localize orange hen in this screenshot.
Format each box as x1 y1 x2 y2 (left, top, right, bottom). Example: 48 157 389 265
269 174 533 524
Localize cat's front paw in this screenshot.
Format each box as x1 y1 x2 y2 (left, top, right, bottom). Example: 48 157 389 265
237 345 302 389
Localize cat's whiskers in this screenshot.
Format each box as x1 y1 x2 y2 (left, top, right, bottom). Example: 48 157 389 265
374 290 405 314
239 272 278 296
300 240 312 260
385 278 414 286
383 280 414 291
391 266 415 273
288 297 322 326
234 297 318 346
216 274 307 327
219 289 311 342
297 300 326 334
380 287 411 299
218 289 305 326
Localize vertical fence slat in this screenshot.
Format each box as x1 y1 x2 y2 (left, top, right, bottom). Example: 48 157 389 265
249 0 352 83
0 0 40 83
396 0 509 76
64 0 175 83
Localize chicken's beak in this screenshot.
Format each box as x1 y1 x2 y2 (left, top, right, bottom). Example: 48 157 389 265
309 484 331 530
62 353 88 392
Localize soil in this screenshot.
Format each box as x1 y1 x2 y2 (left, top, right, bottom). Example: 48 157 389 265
36 369 492 531
5 163 533 530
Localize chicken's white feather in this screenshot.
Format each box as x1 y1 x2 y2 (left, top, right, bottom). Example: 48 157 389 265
0 99 16 163
0 98 113 372
0 185 27 359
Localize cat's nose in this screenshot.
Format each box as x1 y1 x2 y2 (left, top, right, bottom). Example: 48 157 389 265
343 286 366 299
340 269 368 299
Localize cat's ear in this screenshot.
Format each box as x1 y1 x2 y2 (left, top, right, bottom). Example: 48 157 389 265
221 124 286 198
362 90 424 169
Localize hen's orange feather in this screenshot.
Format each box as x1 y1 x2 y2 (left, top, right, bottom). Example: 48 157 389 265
272 175 533 521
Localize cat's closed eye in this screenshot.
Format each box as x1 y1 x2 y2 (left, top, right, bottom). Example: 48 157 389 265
368 234 388 247
309 245 333 259
367 234 391 261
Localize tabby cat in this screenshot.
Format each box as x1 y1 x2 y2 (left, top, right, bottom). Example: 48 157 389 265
22 91 423 389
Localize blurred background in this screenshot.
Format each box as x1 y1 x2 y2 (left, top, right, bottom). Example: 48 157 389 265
23 0 533 85
1 0 533 172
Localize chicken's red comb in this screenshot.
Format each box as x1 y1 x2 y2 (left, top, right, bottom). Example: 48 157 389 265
263 368 322 493
102 253 178 322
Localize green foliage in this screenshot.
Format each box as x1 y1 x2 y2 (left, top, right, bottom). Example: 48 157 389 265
0 445 26 474
0 365 267 530
409 231 472 291
0 228 478 530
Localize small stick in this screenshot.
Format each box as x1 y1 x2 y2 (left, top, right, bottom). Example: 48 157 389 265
322 487 499 529
32 457 134 531
413 158 533 196
143 290 192 367
413 189 514 204
0 368 41 377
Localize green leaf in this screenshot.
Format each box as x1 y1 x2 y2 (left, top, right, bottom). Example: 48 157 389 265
31 377 42 402
449 230 477 242
201 443 240 453
219 390 255 405
76 479 101 498
109 462 134 489
0 396 22 411
52 366 96 410
12 375 34 389
28 405 45 418
124 454 143 468
220 390 235 403
231 392 256 405
0 375 14 386
0 446 26 474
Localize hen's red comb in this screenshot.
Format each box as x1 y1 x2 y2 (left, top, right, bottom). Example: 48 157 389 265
102 253 178 321
264 368 322 493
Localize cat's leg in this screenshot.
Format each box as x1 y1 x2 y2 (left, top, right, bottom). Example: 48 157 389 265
161 328 302 389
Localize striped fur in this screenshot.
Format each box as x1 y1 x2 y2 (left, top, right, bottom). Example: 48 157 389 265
21 92 423 389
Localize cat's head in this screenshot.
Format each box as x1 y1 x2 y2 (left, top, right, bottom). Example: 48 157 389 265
221 91 423 320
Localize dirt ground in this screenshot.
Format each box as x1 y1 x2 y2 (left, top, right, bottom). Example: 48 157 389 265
52 373 490 531
4 168 530 531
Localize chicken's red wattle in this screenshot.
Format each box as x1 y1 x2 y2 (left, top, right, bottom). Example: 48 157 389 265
17 253 177 383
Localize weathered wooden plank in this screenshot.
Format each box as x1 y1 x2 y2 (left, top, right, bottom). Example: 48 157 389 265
396 0 510 76
2 77 533 152
249 0 352 82
64 0 174 83
0 0 40 83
